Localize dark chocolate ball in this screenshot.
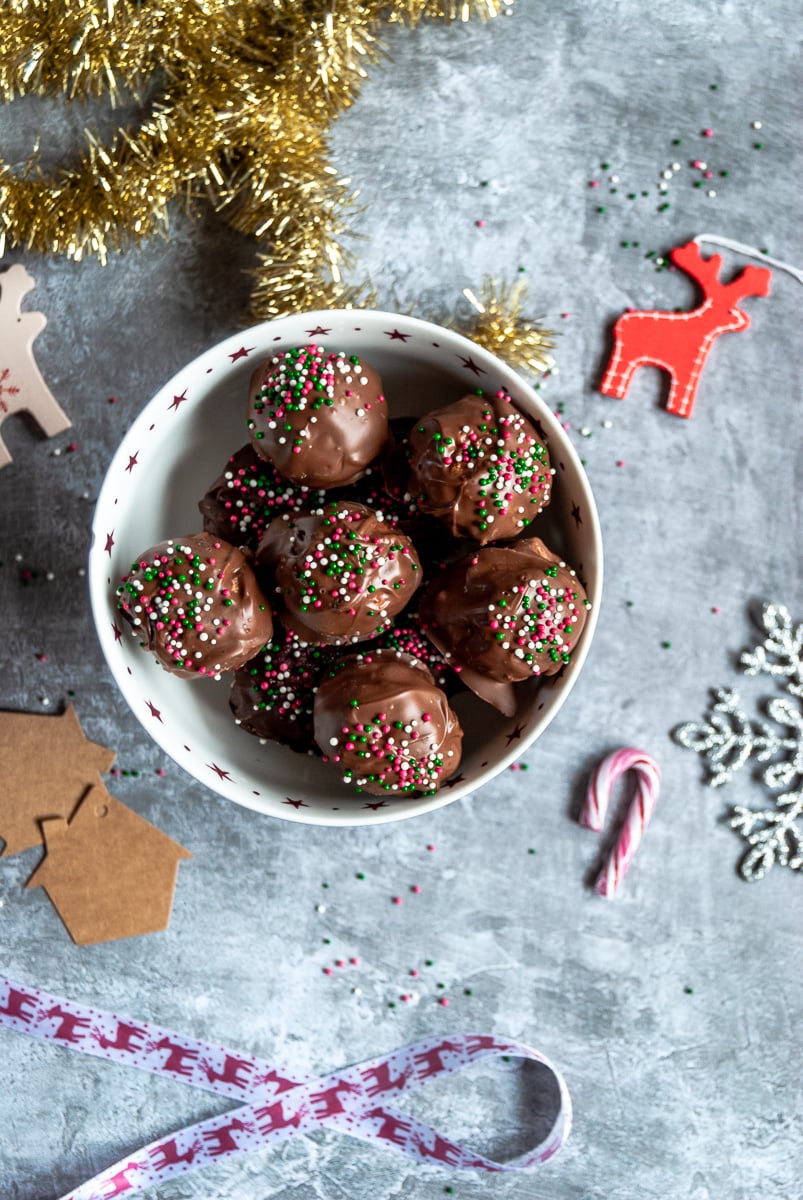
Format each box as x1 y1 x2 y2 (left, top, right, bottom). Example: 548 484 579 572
256 500 422 646
407 390 553 543
420 537 590 715
116 533 273 679
247 345 388 488
199 444 327 550
314 650 463 796
229 625 336 751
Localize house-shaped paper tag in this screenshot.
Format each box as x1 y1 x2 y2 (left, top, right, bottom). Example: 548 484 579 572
0 704 116 856
26 784 192 945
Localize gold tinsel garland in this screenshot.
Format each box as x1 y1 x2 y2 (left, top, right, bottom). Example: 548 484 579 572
0 0 553 374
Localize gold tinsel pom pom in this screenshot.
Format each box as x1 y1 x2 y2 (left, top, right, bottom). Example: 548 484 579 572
459 279 555 377
0 1 552 381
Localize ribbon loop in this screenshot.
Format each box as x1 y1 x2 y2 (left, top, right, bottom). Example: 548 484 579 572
0 977 571 1197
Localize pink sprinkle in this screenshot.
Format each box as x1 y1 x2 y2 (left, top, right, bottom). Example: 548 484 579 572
475 219 486 228
588 180 599 188
323 968 333 976
36 653 47 662
438 997 449 1007
335 959 345 968
616 460 625 468
426 844 436 852
703 128 714 137
410 884 421 894
349 957 359 966
401 994 412 1003
156 768 165 777
711 606 720 614
692 159 704 168
66 442 78 452
392 896 402 905
108 396 118 404
409 969 419 977
703 170 713 178
561 312 571 319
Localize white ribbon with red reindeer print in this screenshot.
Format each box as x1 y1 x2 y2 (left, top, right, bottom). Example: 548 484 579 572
0 977 571 1197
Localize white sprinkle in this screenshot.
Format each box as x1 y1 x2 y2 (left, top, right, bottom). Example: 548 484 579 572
707 189 717 197
752 120 762 129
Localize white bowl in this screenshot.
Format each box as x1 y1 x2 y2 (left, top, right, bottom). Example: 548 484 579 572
89 310 602 825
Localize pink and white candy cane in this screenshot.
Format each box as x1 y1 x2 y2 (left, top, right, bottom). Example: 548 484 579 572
581 748 661 898
0 977 571 1198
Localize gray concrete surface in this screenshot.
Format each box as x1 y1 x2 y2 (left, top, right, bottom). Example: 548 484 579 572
1 3 801 1197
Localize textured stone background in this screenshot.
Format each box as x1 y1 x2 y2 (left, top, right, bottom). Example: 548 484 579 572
1 2 801 1198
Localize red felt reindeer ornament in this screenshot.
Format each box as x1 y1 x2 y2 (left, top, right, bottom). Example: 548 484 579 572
600 240 772 418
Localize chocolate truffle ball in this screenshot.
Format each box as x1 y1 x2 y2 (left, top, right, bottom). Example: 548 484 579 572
229 625 335 751
373 618 459 696
314 650 463 796
257 500 422 646
407 390 553 543
116 533 273 679
420 537 590 716
247 345 388 489
199 444 327 550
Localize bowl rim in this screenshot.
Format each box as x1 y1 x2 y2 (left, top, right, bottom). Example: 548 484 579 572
89 308 603 826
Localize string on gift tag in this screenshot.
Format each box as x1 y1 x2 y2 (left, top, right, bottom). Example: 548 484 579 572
694 234 803 285
0 977 571 1198
581 748 661 897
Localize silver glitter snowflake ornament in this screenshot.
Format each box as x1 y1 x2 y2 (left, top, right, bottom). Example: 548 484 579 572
674 601 803 882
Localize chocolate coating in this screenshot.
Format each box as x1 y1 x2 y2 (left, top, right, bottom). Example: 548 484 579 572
199 444 327 550
229 625 335 751
420 537 590 715
247 345 389 488
407 390 553 543
257 500 422 646
314 650 463 796
116 533 273 679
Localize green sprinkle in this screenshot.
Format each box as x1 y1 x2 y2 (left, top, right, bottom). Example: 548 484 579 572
684 986 694 994
661 641 672 649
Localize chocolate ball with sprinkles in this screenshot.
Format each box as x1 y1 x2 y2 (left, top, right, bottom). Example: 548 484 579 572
256 500 422 646
229 625 336 752
313 650 463 796
406 390 553 543
247 345 389 489
199 443 327 551
420 537 590 717
373 618 460 696
116 533 274 679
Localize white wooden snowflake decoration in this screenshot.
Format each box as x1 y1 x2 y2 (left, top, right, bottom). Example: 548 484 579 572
674 601 803 882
